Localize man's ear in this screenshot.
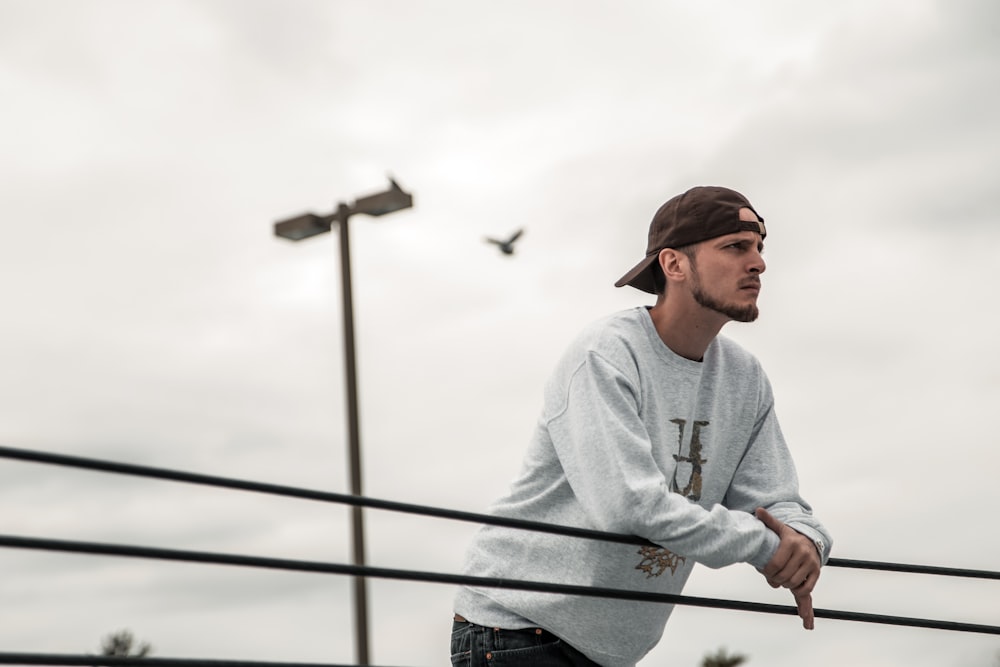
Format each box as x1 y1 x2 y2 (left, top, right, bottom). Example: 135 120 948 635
658 248 689 282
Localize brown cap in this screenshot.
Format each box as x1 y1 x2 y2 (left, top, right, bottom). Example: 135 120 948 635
614 186 766 294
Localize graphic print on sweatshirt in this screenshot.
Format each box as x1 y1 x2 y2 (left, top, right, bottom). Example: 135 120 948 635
635 418 708 579
668 418 708 502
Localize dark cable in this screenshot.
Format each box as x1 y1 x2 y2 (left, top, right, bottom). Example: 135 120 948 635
0 533 997 636
822 557 999 580
1 445 996 581
0 655 393 667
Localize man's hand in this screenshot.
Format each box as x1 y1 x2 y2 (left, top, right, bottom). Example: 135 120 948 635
755 507 822 630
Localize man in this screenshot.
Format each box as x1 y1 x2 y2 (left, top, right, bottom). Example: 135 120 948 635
451 186 832 666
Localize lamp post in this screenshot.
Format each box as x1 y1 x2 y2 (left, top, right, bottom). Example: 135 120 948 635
274 177 413 665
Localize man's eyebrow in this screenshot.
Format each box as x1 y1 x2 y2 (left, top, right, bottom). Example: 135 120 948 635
717 235 761 246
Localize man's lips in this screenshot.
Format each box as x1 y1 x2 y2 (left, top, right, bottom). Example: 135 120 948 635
740 280 761 292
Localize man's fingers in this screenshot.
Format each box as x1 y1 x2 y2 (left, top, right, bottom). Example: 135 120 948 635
793 572 817 597
772 560 818 591
757 508 819 630
765 572 812 591
755 507 783 534
794 591 815 630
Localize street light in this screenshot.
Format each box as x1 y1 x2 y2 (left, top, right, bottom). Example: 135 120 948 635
274 176 413 665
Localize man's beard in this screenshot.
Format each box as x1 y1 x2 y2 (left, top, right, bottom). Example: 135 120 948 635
690 267 759 323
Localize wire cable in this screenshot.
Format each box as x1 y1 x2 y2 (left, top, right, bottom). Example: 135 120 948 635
1 445 996 581
0 655 390 667
0 533 997 636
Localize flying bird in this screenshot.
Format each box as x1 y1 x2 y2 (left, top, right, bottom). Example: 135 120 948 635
485 228 524 256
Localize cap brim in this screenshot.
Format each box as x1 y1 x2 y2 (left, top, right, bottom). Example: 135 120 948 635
614 254 659 294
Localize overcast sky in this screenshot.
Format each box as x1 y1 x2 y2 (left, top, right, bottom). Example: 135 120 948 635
1 1 998 666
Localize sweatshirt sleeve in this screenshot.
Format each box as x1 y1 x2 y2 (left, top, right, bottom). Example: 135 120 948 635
545 350 780 570
722 369 834 564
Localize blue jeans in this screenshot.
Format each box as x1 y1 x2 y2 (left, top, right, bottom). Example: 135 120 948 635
450 619 600 666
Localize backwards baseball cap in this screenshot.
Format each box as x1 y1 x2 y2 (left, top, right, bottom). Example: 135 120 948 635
614 185 766 294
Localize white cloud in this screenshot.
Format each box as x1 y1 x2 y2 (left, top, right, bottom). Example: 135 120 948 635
0 1 997 666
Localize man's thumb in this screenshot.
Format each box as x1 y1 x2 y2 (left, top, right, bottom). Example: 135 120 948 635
755 507 782 533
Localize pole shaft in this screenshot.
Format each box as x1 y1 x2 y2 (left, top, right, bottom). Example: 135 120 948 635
337 210 369 665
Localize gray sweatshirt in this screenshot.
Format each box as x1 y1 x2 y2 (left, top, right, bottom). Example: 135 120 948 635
454 307 832 666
